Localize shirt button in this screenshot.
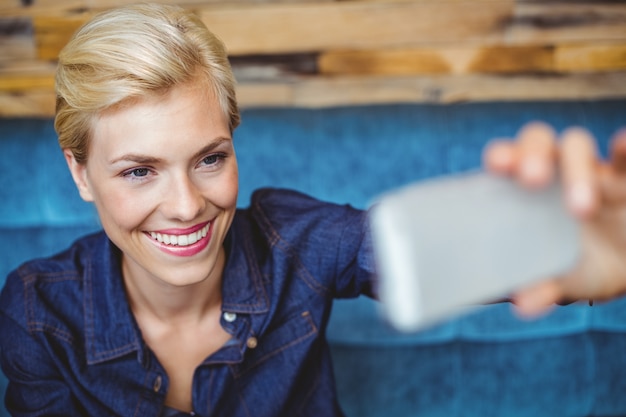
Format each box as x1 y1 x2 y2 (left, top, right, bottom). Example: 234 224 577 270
153 375 162 392
223 312 237 323
246 337 258 349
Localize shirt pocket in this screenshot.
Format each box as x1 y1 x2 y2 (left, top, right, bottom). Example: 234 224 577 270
232 310 318 378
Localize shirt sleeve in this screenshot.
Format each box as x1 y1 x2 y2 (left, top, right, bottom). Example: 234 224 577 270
0 268 87 417
0 310 87 416
334 207 378 299
250 188 379 300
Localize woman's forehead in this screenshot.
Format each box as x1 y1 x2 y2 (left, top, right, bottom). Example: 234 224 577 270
90 85 230 156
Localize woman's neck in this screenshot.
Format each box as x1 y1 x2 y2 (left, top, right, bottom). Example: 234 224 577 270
121 248 225 326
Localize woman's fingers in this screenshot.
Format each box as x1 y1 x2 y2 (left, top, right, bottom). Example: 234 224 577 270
600 130 626 205
610 128 626 173
512 268 599 318
559 127 599 218
515 122 557 188
483 140 516 175
505 125 626 312
483 122 558 180
511 281 561 318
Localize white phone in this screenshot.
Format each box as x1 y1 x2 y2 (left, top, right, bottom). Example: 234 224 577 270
369 171 580 332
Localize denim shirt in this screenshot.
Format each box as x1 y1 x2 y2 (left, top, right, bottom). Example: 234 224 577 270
0 189 377 417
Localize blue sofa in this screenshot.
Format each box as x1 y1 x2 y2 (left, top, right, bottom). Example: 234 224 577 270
1 100 626 416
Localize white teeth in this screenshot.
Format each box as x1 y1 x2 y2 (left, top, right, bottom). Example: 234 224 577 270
149 223 210 247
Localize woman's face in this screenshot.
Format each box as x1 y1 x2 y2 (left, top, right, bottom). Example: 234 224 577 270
65 83 238 288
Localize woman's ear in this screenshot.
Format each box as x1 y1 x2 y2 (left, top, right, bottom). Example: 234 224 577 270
63 149 94 202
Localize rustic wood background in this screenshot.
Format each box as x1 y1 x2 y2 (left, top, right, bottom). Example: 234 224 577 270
1 0 625 117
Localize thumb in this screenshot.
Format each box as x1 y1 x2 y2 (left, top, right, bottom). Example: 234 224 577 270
512 280 562 318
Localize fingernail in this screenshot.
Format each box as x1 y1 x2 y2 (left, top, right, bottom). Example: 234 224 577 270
513 297 547 319
520 157 548 185
568 182 594 215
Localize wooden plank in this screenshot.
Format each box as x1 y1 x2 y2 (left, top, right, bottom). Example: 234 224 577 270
2 72 626 117
0 0 331 18
235 83 294 108
276 73 626 107
32 13 90 60
230 53 317 81
28 1 626 62
556 43 626 72
320 48 451 75
509 3 626 44
0 90 55 117
0 35 36 63
0 16 35 64
321 43 626 75
0 0 83 18
468 45 555 73
0 72 54 91
29 1 515 60
200 1 514 55
319 45 555 75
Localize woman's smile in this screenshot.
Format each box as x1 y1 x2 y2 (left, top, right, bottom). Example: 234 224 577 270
147 220 214 257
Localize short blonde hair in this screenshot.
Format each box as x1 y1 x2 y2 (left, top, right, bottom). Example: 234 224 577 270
55 3 240 163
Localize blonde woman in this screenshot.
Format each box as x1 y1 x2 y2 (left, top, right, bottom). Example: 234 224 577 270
1 3 625 416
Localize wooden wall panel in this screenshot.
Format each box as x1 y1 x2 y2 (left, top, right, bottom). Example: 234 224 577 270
319 46 557 75
28 1 514 60
240 72 626 107
510 3 626 44
556 43 626 73
0 90 55 117
199 1 514 55
1 0 625 117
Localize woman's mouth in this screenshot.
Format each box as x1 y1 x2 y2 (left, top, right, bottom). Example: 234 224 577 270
149 222 210 247
146 221 213 257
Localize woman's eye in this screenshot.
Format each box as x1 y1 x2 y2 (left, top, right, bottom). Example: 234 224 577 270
123 167 150 178
201 153 226 167
131 168 149 177
203 155 219 165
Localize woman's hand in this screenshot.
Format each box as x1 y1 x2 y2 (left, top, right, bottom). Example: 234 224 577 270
483 122 626 317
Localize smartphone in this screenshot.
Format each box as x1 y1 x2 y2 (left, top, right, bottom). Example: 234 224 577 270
369 171 580 332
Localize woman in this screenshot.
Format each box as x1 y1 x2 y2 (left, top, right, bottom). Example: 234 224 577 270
0 3 625 416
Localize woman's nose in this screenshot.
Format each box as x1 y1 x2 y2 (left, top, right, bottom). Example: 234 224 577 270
160 174 206 221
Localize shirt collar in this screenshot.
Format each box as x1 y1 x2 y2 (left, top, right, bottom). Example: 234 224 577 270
83 233 143 365
83 213 269 365
220 215 270 315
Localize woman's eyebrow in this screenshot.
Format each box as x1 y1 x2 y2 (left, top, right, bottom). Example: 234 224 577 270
109 154 161 165
109 137 232 165
190 137 232 160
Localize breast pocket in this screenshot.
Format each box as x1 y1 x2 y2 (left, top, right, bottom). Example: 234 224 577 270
232 310 318 378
